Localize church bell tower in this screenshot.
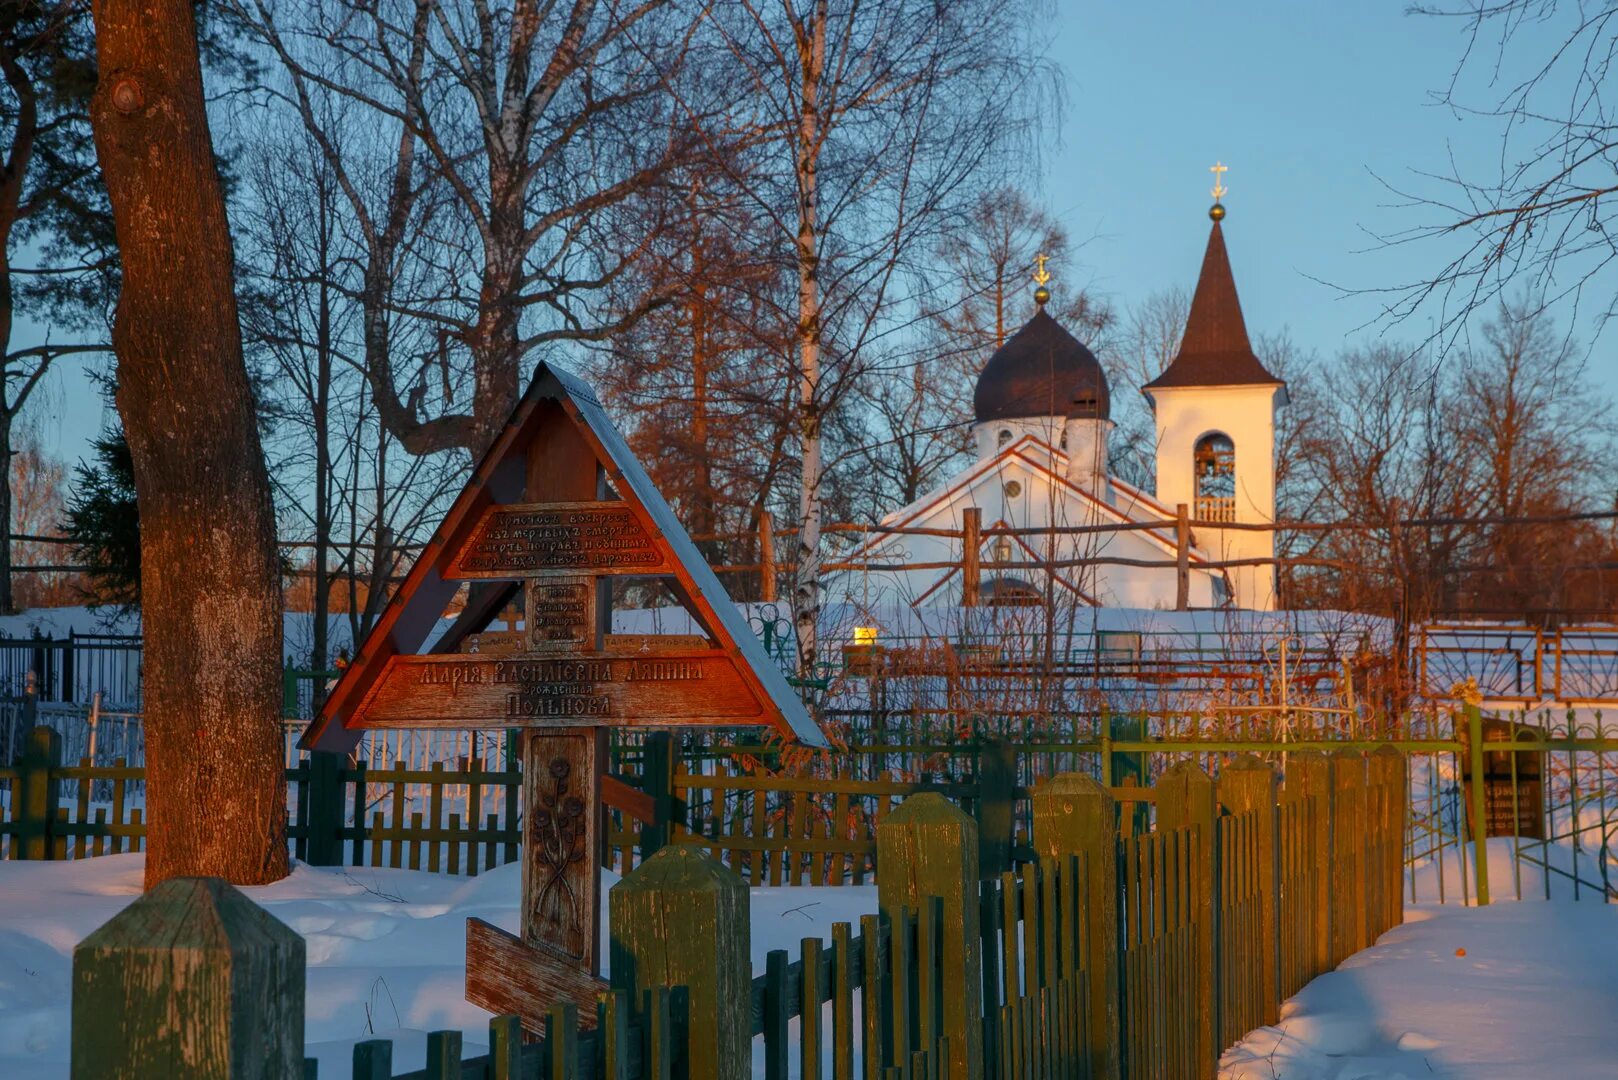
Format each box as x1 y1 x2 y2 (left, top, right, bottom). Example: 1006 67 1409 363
1143 169 1287 610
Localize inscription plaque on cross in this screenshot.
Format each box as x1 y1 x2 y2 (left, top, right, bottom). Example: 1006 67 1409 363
302 364 823 1037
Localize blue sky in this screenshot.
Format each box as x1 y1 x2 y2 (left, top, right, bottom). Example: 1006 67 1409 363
28 2 1615 471
1039 2 1608 370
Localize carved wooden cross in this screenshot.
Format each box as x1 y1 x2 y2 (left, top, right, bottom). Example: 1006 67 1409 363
303 365 823 1035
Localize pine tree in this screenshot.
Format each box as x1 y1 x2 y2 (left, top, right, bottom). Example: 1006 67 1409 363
63 426 139 610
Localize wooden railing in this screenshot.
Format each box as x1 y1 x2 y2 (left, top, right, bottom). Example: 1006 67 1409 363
1195 495 1237 523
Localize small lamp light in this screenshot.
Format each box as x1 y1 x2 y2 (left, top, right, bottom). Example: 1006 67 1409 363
853 626 879 646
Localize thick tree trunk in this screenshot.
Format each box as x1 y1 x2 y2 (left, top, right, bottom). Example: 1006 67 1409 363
89 0 288 888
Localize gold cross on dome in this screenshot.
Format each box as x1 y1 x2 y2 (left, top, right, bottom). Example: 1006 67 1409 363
1210 161 1229 203
1033 252 1051 286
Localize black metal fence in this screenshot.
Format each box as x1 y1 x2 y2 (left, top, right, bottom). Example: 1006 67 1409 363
0 631 142 707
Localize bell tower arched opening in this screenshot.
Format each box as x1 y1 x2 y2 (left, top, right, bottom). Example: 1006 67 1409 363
1193 432 1235 523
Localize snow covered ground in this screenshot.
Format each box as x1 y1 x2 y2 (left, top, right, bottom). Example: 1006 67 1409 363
1221 840 1618 1079
3 845 1615 1078
0 855 877 1079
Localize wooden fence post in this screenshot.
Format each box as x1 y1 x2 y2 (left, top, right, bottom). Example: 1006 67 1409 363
638 732 677 859
303 750 347 866
876 792 982 1080
974 738 1017 876
1174 503 1190 611
18 724 61 861
609 845 749 1079
71 877 305 1078
758 512 776 603
1109 713 1150 836
1155 761 1217 1078
1331 750 1366 962
1464 705 1492 907
1033 774 1119 1080
1284 751 1334 982
961 508 982 608
1219 754 1280 1026
1371 744 1406 932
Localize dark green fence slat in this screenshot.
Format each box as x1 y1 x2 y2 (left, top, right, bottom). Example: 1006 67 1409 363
351 1039 392 1080
424 1030 461 1080
833 922 855 1079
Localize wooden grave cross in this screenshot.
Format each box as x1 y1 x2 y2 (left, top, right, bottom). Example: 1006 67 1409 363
301 364 824 1035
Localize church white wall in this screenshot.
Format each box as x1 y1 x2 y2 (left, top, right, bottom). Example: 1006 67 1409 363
1149 384 1283 610
1062 417 1112 501
973 416 1064 461
841 438 1220 612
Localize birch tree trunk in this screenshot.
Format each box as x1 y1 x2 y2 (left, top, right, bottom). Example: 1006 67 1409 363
791 4 826 679
89 0 288 887
311 200 333 696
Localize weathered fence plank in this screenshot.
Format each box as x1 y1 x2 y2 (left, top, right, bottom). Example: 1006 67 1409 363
17 724 60 860
876 792 983 1080
1154 761 1216 1078
1219 754 1280 1027
1032 772 1118 1080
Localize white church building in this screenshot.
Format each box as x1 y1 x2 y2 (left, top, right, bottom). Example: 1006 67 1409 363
845 205 1289 612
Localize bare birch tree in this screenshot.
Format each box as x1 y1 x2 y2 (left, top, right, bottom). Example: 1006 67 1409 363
700 0 1047 676
237 113 463 670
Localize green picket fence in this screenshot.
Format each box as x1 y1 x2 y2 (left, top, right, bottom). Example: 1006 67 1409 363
10 706 1617 913
372 752 1390 1080
68 748 1404 1079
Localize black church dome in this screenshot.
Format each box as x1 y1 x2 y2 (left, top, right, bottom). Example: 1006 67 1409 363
973 308 1110 423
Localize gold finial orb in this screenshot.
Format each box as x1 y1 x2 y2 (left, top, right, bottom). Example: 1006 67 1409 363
1032 252 1052 305
1208 160 1229 221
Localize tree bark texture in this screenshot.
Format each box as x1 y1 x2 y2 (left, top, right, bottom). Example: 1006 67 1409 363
791 3 826 680
89 0 288 888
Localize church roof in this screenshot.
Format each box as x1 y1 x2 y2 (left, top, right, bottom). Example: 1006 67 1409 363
1143 219 1284 393
974 307 1110 422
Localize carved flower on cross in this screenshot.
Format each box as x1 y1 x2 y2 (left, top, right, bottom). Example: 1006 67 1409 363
533 756 588 937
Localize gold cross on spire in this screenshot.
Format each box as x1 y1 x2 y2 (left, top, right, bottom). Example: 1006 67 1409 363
1033 252 1051 286
1209 161 1229 204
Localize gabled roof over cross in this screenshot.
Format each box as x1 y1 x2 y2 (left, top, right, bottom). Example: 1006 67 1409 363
302 362 826 751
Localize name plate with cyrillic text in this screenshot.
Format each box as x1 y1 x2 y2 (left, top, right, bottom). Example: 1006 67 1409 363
347 651 767 727
447 502 671 578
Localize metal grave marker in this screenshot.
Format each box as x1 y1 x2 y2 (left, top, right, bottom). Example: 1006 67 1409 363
302 363 823 1036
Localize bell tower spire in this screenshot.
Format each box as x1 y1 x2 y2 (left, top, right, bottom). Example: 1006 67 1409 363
1141 171 1288 610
